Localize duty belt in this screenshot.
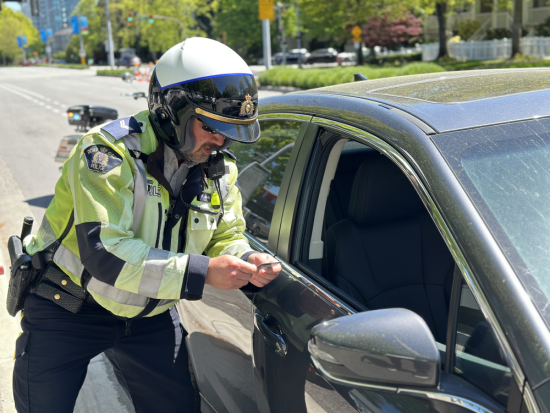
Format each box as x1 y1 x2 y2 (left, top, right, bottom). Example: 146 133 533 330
34 264 98 314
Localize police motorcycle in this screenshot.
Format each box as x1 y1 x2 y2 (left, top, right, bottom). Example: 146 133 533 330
56 72 146 165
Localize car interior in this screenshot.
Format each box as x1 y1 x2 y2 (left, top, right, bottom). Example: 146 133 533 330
304 139 456 345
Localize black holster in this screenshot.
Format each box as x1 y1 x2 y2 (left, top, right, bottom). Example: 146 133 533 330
6 236 41 317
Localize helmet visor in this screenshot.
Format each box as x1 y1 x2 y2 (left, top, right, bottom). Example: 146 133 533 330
197 114 260 143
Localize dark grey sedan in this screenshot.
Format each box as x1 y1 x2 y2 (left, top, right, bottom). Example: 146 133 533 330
177 69 550 413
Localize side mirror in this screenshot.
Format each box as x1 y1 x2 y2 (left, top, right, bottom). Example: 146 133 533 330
122 72 134 83
309 308 440 389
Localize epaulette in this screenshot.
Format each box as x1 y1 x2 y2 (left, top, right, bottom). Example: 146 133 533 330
100 116 143 141
223 149 236 161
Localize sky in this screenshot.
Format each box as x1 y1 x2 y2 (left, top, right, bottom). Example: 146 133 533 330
4 2 22 12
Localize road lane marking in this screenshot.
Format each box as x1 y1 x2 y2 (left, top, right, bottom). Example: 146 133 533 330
0 84 36 102
0 84 68 119
6 84 47 100
6 84 68 109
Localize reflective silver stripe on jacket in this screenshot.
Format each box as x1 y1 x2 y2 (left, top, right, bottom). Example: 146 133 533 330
88 277 148 307
38 215 57 250
54 244 84 279
124 133 147 233
220 174 230 200
137 247 170 298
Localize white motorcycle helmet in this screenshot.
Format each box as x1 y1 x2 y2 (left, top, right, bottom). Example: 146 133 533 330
148 37 260 151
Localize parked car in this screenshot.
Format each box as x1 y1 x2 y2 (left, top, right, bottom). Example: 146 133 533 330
116 55 141 68
178 69 550 413
306 47 338 64
272 52 289 65
116 48 141 68
286 48 310 64
337 51 356 64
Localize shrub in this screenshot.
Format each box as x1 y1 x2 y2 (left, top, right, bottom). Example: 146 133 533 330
458 20 481 40
97 69 130 77
257 63 445 89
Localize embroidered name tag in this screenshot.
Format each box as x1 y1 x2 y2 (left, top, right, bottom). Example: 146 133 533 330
84 145 123 174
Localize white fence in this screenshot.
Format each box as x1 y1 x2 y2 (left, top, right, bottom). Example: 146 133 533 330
422 37 550 61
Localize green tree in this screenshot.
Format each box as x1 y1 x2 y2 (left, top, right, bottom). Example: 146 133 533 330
299 0 419 63
212 0 296 64
68 0 215 64
0 7 39 64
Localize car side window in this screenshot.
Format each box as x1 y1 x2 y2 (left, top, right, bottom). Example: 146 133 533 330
231 120 302 245
454 282 512 406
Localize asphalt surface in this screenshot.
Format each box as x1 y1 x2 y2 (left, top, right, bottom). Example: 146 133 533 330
0 66 282 413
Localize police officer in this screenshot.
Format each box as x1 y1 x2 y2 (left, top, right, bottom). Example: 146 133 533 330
15 37 281 412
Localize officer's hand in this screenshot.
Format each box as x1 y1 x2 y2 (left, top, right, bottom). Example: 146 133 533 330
205 255 258 290
247 253 281 288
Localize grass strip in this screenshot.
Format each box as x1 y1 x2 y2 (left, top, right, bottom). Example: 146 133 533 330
438 56 550 71
96 69 131 77
34 63 88 69
257 63 446 89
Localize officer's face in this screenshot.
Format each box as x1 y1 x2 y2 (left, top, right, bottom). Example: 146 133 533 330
188 118 226 163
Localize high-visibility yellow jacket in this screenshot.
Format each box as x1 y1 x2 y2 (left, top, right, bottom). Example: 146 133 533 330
25 110 253 318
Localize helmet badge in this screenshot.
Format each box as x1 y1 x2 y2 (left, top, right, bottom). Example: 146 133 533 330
239 95 255 117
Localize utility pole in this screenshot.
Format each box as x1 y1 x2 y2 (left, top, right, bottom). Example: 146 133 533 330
276 3 286 66
259 0 274 70
77 14 86 65
262 20 272 69
296 0 302 68
20 28 26 63
105 0 115 69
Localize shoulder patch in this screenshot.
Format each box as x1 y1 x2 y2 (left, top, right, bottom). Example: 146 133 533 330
84 145 123 174
100 116 142 141
223 149 237 161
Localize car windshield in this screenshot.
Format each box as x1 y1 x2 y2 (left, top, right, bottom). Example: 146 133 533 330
433 118 550 325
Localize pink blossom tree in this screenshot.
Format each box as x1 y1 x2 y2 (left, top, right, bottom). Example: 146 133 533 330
362 13 422 58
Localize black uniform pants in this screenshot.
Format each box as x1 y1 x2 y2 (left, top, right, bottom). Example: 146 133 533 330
13 293 196 413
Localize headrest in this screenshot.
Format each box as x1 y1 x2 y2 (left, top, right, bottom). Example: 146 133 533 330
348 157 425 226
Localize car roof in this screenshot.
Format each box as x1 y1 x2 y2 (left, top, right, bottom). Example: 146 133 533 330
298 68 550 133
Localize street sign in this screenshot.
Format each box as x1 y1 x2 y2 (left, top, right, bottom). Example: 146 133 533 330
79 48 86 58
71 16 79 34
352 25 362 42
80 16 88 32
40 29 46 43
259 0 274 21
45 45 52 54
16 36 27 48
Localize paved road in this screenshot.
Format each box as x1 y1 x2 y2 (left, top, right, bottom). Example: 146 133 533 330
0 66 282 413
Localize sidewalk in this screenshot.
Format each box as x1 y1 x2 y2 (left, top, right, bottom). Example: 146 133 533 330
0 246 20 413
0 155 29 413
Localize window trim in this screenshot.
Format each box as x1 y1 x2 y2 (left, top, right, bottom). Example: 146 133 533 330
304 116 527 394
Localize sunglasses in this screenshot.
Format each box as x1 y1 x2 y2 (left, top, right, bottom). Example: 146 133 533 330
201 122 217 134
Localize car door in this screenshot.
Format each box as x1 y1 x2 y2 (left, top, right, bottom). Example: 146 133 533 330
251 117 527 413
177 117 310 413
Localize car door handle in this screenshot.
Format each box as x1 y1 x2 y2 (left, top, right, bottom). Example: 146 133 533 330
255 313 287 357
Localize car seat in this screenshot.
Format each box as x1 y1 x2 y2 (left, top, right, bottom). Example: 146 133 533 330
325 156 455 343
